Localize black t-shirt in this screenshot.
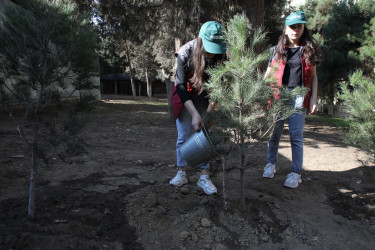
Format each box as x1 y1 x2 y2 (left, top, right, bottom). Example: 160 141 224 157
282 47 302 88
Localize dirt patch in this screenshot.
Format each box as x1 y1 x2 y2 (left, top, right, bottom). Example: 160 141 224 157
1 95 375 249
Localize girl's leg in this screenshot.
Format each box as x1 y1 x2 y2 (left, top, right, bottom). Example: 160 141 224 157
288 110 306 173
194 97 217 195
284 110 305 188
193 96 210 172
176 109 192 168
197 162 217 195
170 109 192 187
267 119 286 164
263 119 285 178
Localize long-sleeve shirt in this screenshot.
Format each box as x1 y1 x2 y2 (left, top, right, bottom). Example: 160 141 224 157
175 39 210 103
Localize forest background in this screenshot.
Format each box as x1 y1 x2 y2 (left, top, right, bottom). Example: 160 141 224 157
1 0 374 117
82 0 375 119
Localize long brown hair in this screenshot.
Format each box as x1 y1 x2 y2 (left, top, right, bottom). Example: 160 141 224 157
275 26 322 66
189 36 206 94
189 37 226 94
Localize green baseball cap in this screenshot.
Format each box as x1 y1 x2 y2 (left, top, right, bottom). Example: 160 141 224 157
199 21 226 54
285 11 306 26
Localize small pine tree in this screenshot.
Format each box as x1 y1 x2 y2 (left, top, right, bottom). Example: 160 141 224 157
0 0 99 218
360 16 375 71
206 14 306 212
302 0 375 105
338 71 375 164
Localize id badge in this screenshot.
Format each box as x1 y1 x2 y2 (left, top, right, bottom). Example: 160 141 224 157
294 95 305 109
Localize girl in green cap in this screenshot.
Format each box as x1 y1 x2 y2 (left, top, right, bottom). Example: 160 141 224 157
169 21 226 195
262 11 322 188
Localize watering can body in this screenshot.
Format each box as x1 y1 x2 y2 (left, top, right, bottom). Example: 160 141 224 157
180 127 221 167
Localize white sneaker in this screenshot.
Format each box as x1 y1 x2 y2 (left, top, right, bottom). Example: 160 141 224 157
169 171 188 187
197 175 217 195
263 163 276 178
284 172 302 188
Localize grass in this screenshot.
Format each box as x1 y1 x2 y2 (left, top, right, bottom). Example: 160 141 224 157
306 113 350 127
101 94 169 107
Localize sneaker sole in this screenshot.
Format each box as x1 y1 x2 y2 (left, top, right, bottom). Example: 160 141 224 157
169 179 188 187
197 182 217 195
263 170 276 179
263 174 275 178
284 180 302 189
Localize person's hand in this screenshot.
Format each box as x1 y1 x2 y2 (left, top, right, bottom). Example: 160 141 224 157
191 113 203 131
309 100 317 114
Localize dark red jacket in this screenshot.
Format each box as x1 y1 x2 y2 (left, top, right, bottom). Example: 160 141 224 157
270 46 313 109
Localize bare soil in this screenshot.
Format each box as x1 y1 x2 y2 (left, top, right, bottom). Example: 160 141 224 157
1 95 374 250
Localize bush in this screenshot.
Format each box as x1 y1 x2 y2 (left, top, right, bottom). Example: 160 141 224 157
338 70 375 164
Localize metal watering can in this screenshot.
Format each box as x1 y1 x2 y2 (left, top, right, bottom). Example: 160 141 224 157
180 126 221 167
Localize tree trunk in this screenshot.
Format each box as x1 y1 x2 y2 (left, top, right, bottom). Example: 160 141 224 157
162 68 174 123
138 82 141 96
28 124 38 219
239 134 246 213
244 0 264 27
221 155 228 211
175 38 181 53
125 40 136 99
146 68 152 98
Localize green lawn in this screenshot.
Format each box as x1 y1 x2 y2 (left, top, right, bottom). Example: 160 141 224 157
306 114 350 127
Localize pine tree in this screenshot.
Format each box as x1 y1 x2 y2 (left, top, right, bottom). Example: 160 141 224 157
338 71 375 164
360 16 375 72
0 0 99 218
302 0 375 109
206 14 306 212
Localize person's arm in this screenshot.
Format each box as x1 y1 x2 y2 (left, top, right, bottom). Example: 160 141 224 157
264 46 275 79
175 53 203 129
309 65 318 114
264 66 272 79
184 100 202 131
184 100 216 131
175 56 190 103
184 98 216 131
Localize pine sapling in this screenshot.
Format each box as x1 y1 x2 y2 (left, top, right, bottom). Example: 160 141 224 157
338 70 375 164
206 14 306 212
0 1 98 219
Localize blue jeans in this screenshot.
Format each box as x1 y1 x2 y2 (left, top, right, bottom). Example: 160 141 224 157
176 97 209 170
267 96 306 173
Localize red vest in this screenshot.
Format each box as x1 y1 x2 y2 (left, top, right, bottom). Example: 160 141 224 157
270 54 313 109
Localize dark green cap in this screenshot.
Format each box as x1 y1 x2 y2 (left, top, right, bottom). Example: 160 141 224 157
285 11 306 26
199 21 226 54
